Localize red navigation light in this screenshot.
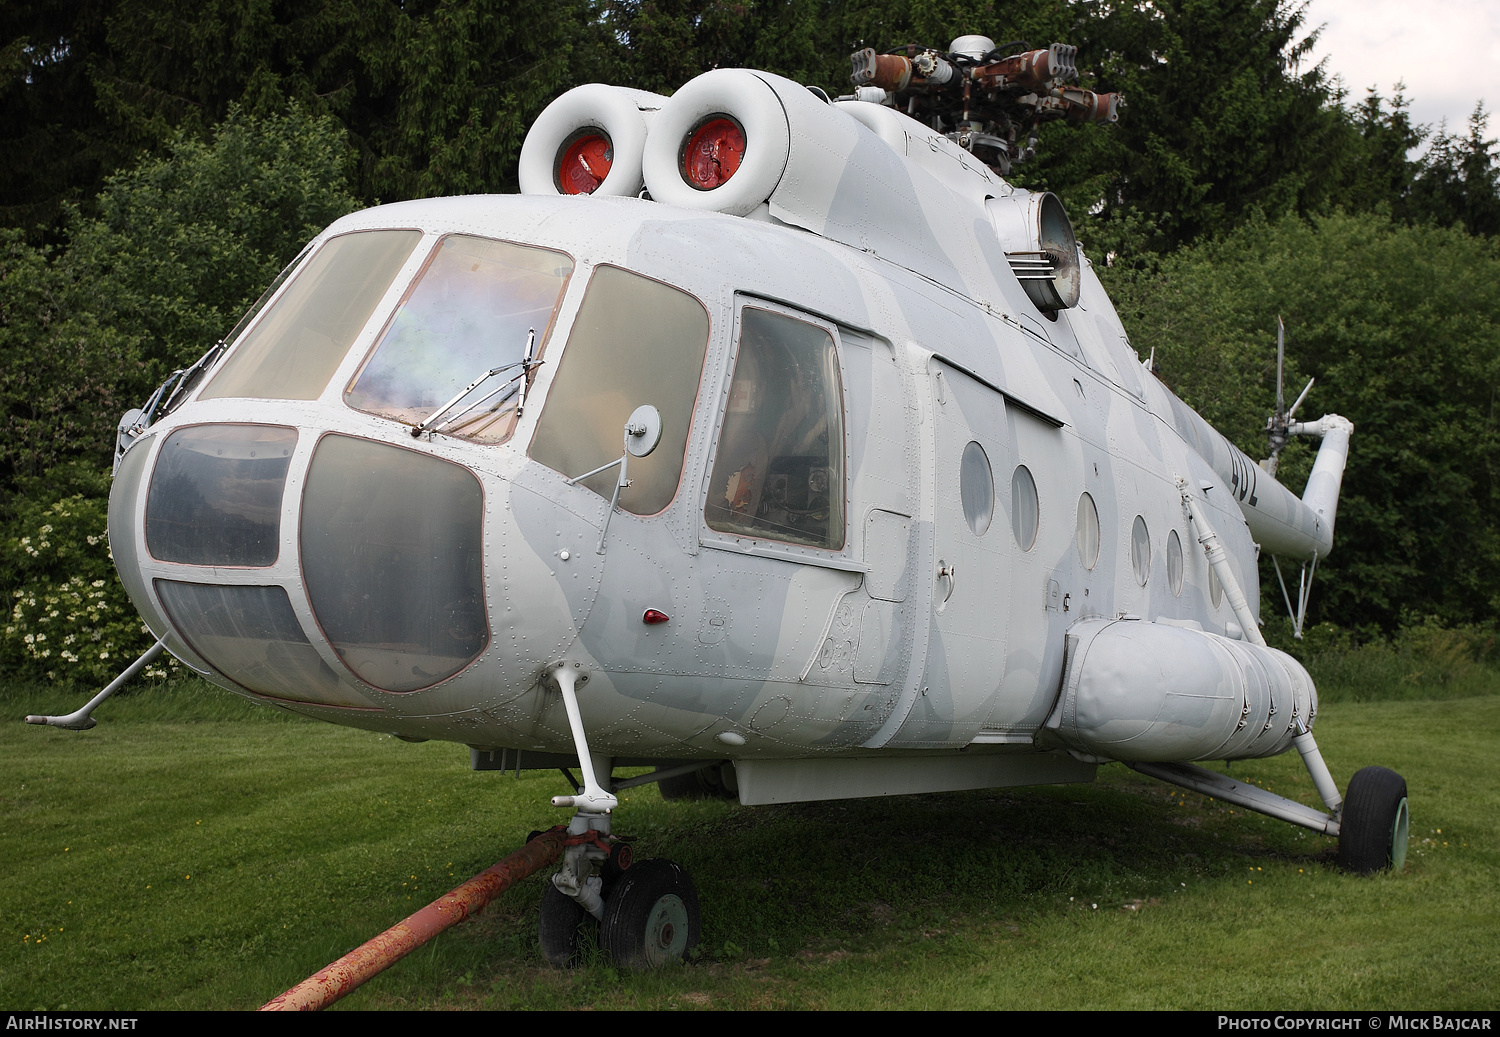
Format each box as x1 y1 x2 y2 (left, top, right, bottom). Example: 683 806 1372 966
642 609 671 625
557 132 614 195
682 117 745 190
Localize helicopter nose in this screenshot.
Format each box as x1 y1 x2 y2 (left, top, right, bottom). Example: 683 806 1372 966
110 423 489 705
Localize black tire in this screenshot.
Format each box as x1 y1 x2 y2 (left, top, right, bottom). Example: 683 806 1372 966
599 858 701 970
656 764 734 801
1338 765 1411 875
539 882 595 967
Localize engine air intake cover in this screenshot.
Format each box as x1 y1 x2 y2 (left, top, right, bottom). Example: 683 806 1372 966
556 130 614 195
681 116 746 190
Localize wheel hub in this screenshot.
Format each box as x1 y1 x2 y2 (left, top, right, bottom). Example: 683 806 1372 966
645 894 689 964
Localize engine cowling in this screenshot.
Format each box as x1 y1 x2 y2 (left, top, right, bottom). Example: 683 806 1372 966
641 68 795 216
518 84 668 198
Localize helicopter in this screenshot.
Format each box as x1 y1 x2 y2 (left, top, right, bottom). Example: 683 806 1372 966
33 34 1410 973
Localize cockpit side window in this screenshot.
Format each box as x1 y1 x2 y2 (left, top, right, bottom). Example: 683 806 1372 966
706 306 845 550
529 266 710 515
201 230 421 402
346 235 574 442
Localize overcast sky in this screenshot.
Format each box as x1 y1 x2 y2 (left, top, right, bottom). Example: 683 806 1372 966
1305 0 1500 139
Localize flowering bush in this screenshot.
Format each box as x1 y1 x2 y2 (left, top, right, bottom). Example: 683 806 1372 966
2 488 175 686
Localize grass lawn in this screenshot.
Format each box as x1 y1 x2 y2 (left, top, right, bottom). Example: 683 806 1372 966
2 678 1495 1010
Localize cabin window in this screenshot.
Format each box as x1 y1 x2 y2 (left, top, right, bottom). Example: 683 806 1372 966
155 581 369 707
347 235 574 442
1076 492 1100 569
960 441 994 536
1131 515 1152 585
201 230 422 402
145 424 297 566
530 266 710 515
706 306 845 550
301 435 487 693
1010 466 1038 551
1167 529 1184 596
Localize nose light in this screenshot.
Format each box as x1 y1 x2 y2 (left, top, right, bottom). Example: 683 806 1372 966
557 132 614 194
642 609 670 625
682 117 745 190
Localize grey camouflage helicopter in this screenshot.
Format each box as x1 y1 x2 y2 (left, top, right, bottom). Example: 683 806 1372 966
35 34 1409 971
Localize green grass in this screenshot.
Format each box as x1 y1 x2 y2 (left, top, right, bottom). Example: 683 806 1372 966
1 675 1496 1010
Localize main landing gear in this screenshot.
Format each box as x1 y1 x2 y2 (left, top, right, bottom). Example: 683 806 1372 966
1132 741 1411 875
1337 766 1410 874
538 662 703 969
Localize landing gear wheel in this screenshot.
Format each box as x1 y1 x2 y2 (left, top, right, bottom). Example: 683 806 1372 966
599 858 701 969
1338 766 1410 875
539 883 595 967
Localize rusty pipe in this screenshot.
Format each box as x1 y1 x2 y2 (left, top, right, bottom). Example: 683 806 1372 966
260 828 566 1011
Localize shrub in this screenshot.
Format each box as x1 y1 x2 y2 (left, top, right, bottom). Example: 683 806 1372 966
1 483 173 686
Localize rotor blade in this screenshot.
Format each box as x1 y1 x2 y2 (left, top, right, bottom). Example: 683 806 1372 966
1276 316 1285 417
1286 376 1315 422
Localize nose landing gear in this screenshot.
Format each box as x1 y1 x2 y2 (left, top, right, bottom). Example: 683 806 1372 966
540 662 703 969
537 811 703 970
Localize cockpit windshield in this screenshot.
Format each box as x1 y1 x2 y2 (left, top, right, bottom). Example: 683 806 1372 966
345 235 574 443
200 230 422 402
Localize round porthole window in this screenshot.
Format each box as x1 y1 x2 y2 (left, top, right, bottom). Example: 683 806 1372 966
1076 492 1100 570
1167 529 1184 596
1131 515 1151 585
960 441 994 536
1011 465 1038 551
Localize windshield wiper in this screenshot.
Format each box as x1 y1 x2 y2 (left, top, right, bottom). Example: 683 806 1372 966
410 329 538 438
